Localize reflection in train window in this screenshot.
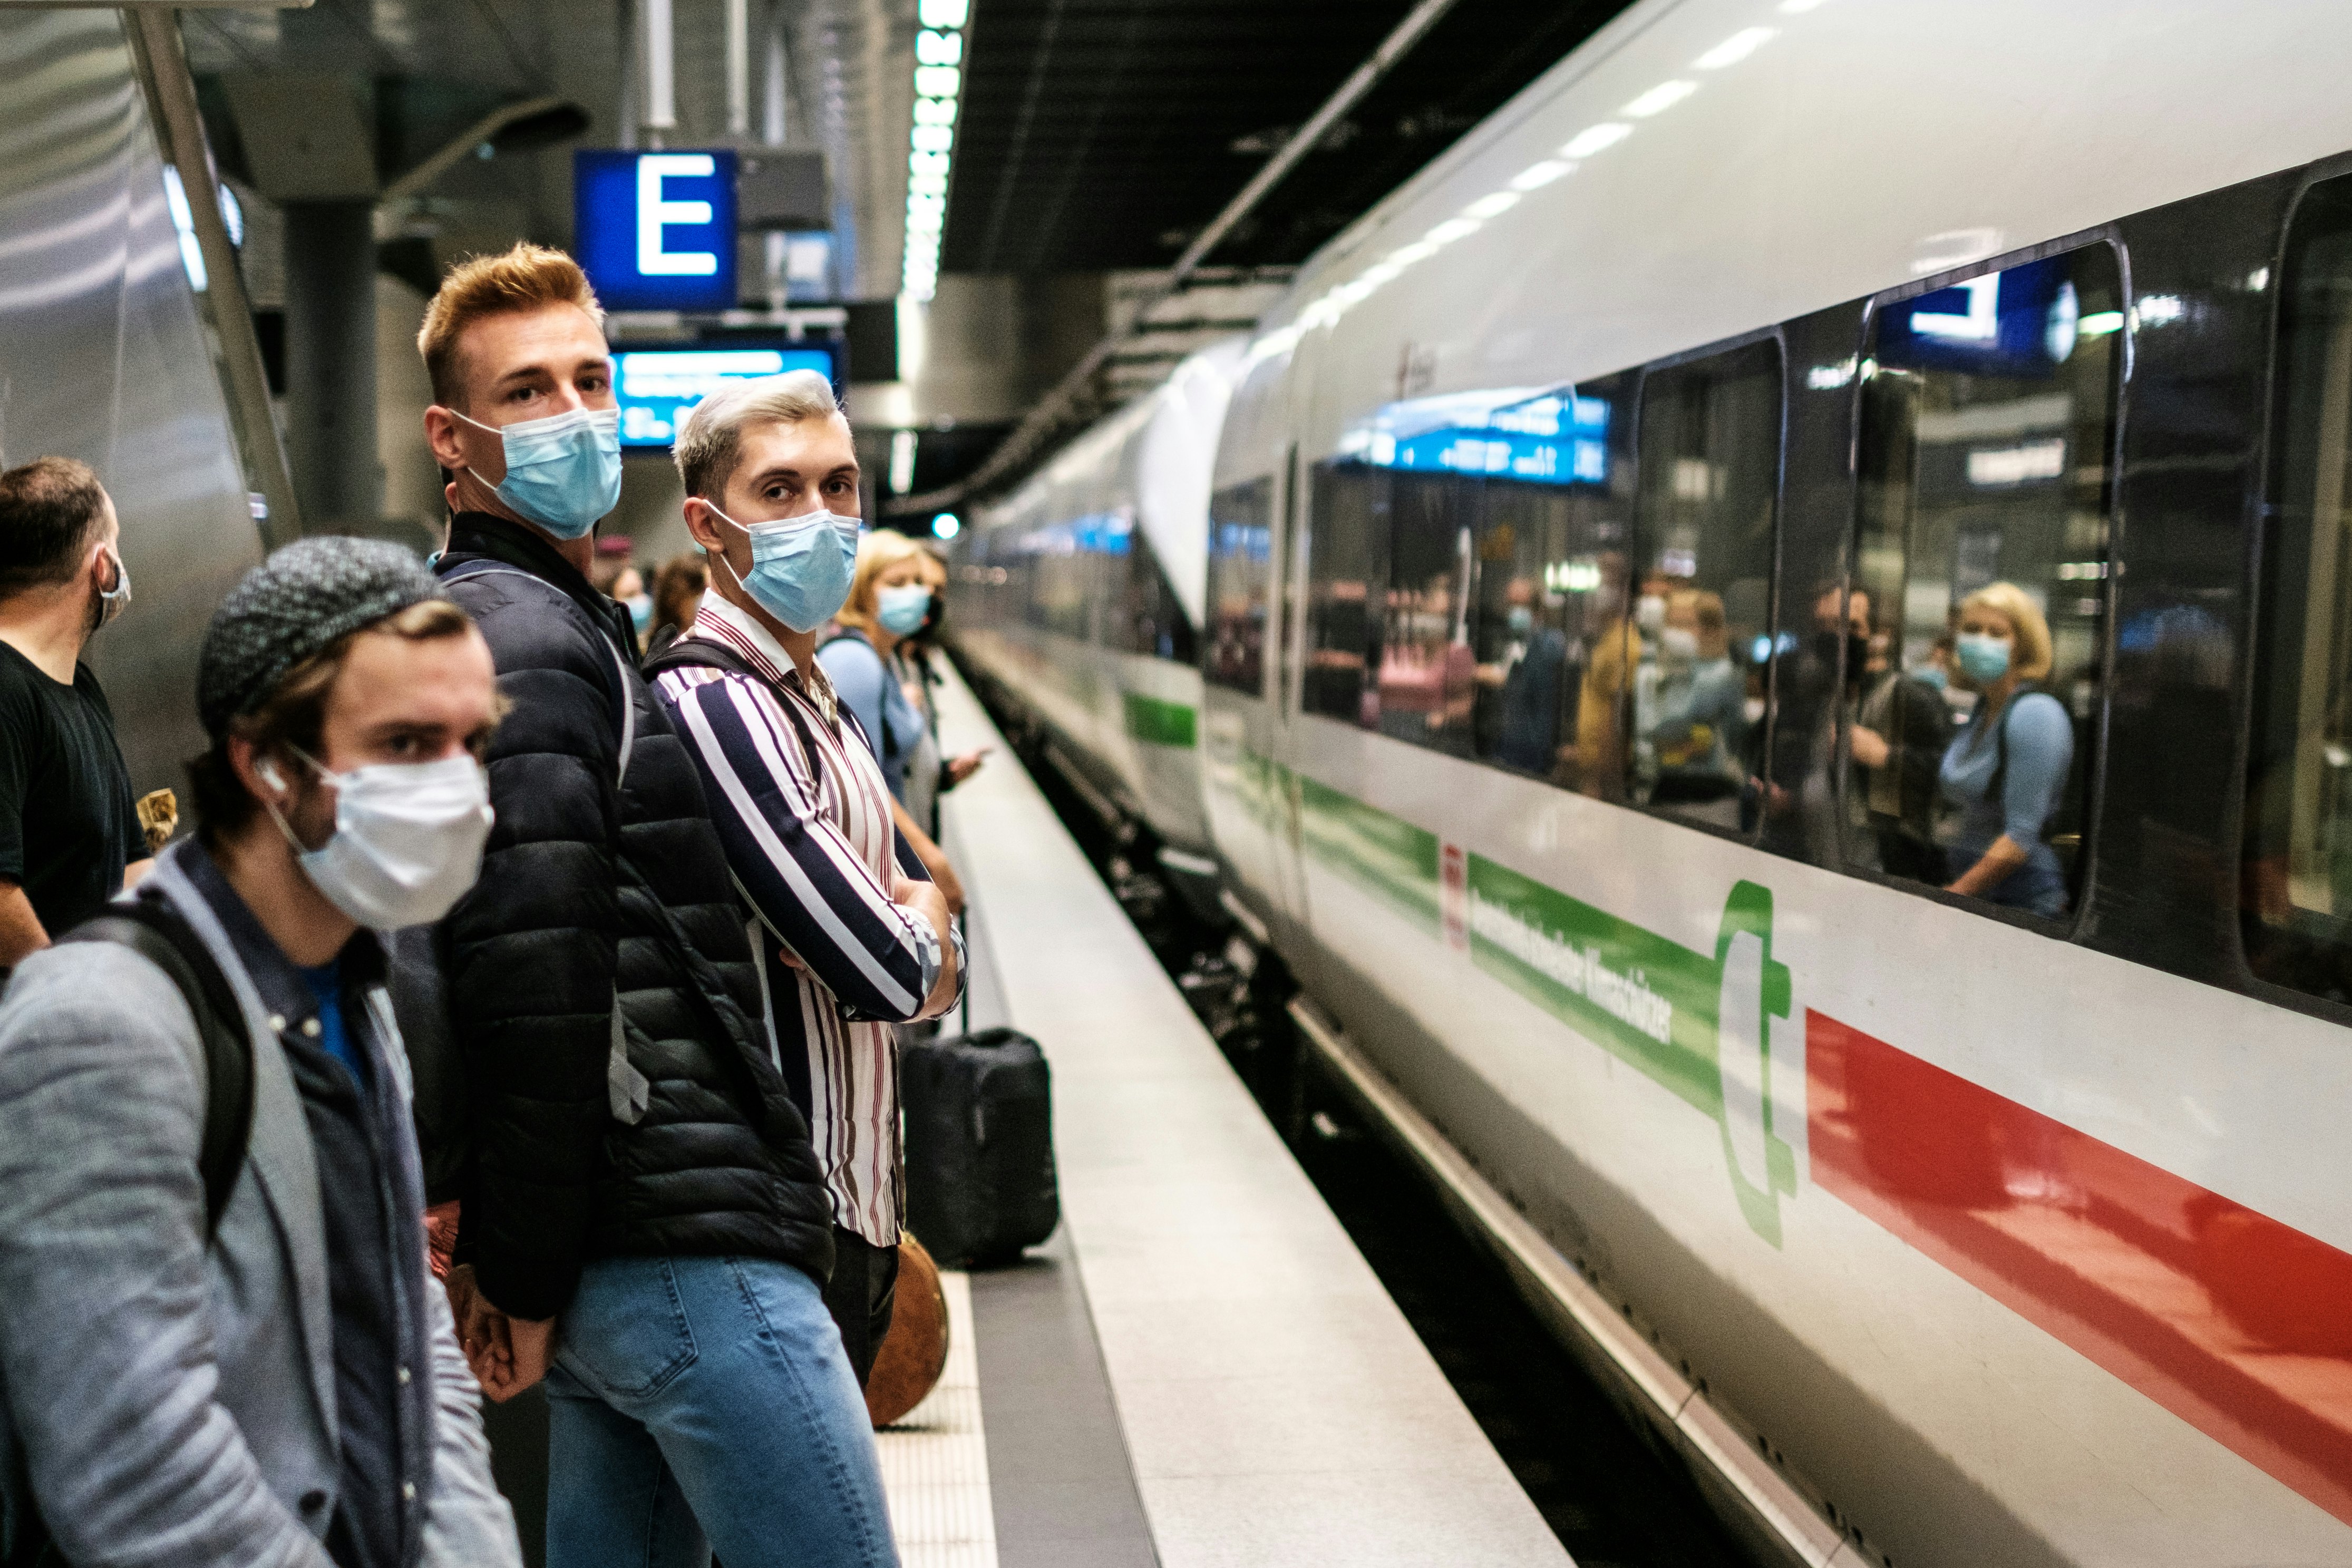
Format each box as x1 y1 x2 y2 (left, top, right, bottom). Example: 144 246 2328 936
1109 521 1197 663
1204 477 1272 695
1303 461 1385 725
2247 176 2352 1002
1469 377 1637 793
1381 471 1481 756
1630 339 1781 832
1848 244 2120 919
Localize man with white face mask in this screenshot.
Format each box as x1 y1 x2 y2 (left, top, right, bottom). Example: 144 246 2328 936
0 456 147 971
416 249 876 1567
0 537 520 1567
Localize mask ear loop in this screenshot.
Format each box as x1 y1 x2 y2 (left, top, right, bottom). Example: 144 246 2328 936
254 748 336 858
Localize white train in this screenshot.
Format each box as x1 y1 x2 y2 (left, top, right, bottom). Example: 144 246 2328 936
950 2 2352 1564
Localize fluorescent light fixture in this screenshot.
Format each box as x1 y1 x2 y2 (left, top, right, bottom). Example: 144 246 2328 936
1359 261 1404 285
1422 217 1480 247
1386 240 1441 266
1966 438 2065 488
1559 122 1631 159
1510 159 1573 191
902 13 967 300
1462 191 1520 220
1694 26 1775 69
2076 310 2124 337
2135 294 2185 326
1623 80 1695 117
889 429 918 493
1806 359 1855 389
2248 267 2271 292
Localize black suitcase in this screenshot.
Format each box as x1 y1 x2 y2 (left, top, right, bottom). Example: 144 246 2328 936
901 1027 1059 1267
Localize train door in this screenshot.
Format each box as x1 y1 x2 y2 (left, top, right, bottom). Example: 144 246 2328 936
1200 466 1284 938
1265 441 1316 940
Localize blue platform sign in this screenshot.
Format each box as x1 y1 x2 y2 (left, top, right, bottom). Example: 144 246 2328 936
614 344 840 449
574 149 738 311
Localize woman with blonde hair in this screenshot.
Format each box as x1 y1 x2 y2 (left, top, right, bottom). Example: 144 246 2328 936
819 529 967 908
1939 581 2072 916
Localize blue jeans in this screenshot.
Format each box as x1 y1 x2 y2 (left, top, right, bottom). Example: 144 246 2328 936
545 1255 898 1568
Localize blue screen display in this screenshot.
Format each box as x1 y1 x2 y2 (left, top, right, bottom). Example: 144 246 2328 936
575 149 738 313
1877 256 2078 378
1350 389 1611 487
614 345 840 449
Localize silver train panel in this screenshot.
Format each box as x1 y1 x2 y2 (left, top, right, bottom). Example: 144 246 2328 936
0 11 266 800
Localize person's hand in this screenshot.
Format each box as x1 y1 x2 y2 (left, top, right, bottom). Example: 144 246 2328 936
944 748 989 787
893 876 950 934
448 1265 510 1391
928 855 966 918
491 1317 555 1402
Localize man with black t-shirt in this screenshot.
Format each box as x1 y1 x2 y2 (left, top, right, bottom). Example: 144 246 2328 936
0 456 145 970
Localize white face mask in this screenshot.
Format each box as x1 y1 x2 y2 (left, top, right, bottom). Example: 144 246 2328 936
260 751 494 929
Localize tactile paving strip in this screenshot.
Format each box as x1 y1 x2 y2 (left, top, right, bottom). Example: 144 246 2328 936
877 1270 999 1568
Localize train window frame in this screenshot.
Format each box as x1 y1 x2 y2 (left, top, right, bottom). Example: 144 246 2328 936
2236 166 2352 1009
1204 474 1277 698
1832 230 2133 938
1619 326 1790 845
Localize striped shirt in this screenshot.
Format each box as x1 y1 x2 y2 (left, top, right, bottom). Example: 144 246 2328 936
652 595 956 1244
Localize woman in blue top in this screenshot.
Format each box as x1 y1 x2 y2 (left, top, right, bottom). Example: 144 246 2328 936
1939 581 2073 917
819 530 967 910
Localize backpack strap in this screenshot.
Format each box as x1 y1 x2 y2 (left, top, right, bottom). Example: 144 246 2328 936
60 901 254 1239
644 636 830 781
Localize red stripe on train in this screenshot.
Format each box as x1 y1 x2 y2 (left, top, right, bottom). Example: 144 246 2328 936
1805 1009 2352 1525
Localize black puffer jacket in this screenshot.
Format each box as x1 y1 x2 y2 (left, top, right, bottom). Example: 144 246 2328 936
438 513 832 1321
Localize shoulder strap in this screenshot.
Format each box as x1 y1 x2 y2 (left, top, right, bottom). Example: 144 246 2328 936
1985 682 2045 816
442 561 635 788
60 901 253 1239
644 636 828 781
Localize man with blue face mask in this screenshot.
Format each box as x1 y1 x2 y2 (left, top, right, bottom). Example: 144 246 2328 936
415 248 879 1568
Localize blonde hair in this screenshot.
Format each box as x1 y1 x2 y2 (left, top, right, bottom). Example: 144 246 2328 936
672 370 843 500
416 243 604 405
1958 581 2054 681
835 529 930 635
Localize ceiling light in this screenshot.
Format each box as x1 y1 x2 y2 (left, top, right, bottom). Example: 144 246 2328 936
1622 80 1695 117
1510 160 1573 191
1462 191 1520 220
1559 123 1630 159
1423 218 1480 247
1694 27 1775 69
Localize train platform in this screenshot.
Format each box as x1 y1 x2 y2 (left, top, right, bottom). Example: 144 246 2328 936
870 666 1572 1568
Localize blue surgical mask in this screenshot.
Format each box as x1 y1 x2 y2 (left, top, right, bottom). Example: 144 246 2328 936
1506 605 1533 636
1914 664 1948 690
458 406 621 540
1955 632 2011 685
707 503 862 632
876 585 932 637
626 592 653 634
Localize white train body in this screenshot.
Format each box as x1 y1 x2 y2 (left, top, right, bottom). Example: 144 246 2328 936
954 3 2352 1564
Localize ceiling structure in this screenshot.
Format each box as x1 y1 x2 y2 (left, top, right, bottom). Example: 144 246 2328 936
942 0 1640 277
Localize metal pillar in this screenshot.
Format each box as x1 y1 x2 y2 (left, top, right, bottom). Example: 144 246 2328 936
282 200 380 532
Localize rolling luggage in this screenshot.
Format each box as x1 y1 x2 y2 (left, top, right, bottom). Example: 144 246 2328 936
900 1027 1058 1267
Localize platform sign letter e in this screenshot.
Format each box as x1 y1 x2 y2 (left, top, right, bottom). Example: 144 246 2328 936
574 148 738 311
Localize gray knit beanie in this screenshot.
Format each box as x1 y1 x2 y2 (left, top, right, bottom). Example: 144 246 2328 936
197 537 446 736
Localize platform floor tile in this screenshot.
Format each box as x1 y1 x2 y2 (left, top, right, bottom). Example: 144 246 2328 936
878 1270 1000 1568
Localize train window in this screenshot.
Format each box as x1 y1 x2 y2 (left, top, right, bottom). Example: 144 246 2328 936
2246 177 2352 1001
1846 244 2121 920
1466 377 1637 791
1629 340 1781 832
1303 460 1385 725
1204 477 1273 694
1111 525 1197 664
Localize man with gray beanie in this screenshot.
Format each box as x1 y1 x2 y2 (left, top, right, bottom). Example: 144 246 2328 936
0 538 521 1568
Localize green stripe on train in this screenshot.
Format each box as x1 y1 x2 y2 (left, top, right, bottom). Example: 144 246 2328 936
1122 692 1198 747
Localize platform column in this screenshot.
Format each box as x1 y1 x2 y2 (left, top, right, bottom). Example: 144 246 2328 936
282 199 381 532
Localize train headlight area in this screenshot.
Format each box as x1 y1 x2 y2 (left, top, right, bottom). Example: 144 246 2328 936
28 0 2352 1564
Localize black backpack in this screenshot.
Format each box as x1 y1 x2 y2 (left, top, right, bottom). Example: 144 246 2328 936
2 895 254 1568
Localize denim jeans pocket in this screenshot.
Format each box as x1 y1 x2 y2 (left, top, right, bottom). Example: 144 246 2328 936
555 1257 699 1403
